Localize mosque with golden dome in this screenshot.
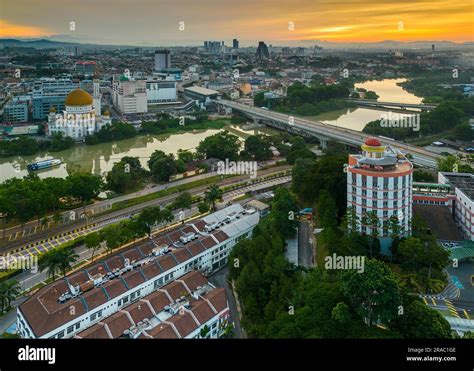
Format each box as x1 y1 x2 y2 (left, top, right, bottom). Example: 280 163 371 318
47 80 111 140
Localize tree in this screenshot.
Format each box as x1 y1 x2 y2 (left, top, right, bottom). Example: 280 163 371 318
342 206 359 235
85 232 102 264
0 280 21 314
244 135 272 161
390 297 451 338
148 150 178 182
198 201 210 214
101 224 125 253
270 187 298 239
177 149 194 164
39 250 62 280
205 185 223 211
362 211 380 258
342 259 401 327
318 191 338 228
254 91 266 107
196 131 240 161
331 302 352 325
136 206 163 237
67 173 103 212
398 237 449 280
57 248 79 277
174 192 193 212
106 162 132 193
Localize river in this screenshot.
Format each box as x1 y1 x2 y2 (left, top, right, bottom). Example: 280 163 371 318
310 78 424 131
0 78 423 182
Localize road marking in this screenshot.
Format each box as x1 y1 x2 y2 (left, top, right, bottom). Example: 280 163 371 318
422 297 428 305
463 310 470 319
451 276 464 290
431 297 437 306
26 248 34 257
32 246 41 255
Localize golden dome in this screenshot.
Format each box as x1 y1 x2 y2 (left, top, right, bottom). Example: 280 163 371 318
65 89 93 106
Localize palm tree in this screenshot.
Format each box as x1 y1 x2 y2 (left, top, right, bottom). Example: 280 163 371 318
0 280 21 314
205 185 223 211
85 232 102 264
57 248 79 277
38 250 62 280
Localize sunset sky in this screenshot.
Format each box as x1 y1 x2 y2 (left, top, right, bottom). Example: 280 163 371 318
1 0 473 46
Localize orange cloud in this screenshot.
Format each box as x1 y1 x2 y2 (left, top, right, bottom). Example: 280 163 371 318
0 20 51 38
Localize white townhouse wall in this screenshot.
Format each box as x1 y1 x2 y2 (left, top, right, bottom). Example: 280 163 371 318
17 204 258 339
439 172 474 241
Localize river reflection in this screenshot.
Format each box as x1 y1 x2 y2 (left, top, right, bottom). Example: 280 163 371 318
0 129 223 182
310 78 423 131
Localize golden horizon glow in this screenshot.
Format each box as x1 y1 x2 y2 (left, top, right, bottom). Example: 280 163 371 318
1 0 473 44
0 20 52 38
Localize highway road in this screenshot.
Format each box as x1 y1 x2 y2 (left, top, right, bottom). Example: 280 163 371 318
0 171 292 265
0 170 223 245
3 176 291 295
216 99 444 169
0 165 290 249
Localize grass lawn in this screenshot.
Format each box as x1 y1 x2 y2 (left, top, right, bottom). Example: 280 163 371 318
110 175 224 211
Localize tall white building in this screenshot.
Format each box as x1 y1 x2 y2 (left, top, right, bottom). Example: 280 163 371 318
92 79 101 116
347 137 414 253
112 75 148 114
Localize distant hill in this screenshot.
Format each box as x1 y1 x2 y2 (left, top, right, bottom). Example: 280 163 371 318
1 37 473 51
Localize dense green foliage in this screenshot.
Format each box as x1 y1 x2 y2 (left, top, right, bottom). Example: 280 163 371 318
228 186 449 338
242 135 272 161
196 131 241 161
85 122 137 145
363 100 472 140
437 155 474 174
254 81 353 117
0 133 74 157
106 157 148 193
0 173 103 229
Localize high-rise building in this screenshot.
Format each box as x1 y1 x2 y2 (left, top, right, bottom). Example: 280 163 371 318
232 39 239 49
203 41 223 54
112 75 148 114
92 79 101 116
3 95 30 123
346 137 414 253
154 49 171 71
32 78 78 120
256 41 269 60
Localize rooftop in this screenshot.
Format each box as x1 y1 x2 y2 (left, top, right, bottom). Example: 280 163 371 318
441 172 474 200
19 204 256 337
75 271 227 339
184 86 219 96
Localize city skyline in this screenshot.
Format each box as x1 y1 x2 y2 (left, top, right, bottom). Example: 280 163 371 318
1 0 473 47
